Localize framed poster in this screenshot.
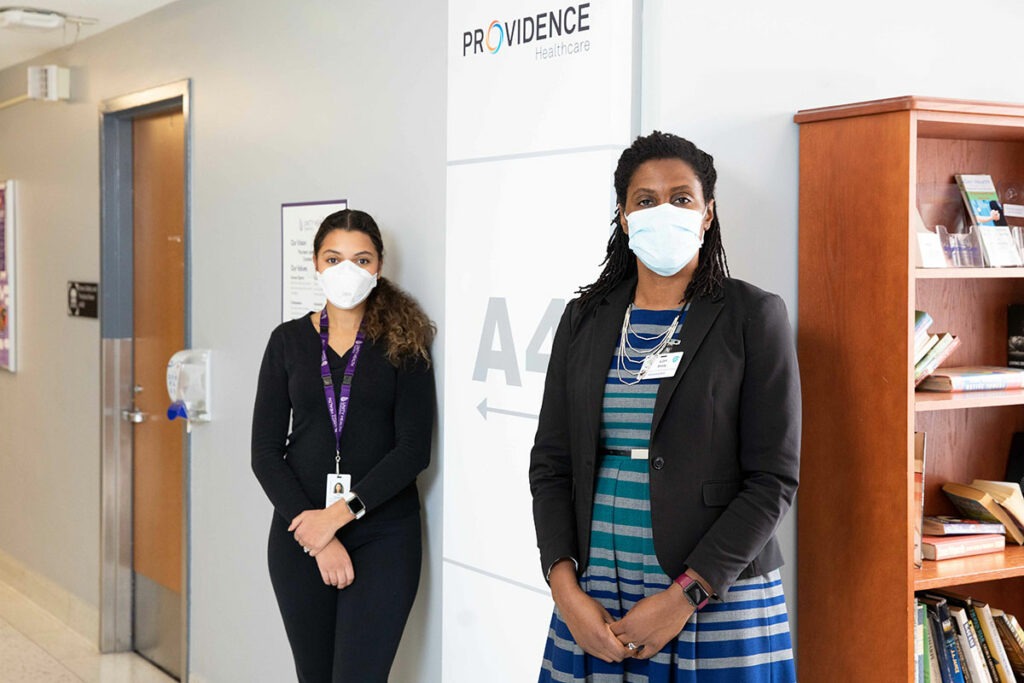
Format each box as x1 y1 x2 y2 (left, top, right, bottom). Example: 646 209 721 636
281 199 347 323
0 180 15 372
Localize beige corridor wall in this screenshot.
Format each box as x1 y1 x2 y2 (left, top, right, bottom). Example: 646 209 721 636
0 1 446 681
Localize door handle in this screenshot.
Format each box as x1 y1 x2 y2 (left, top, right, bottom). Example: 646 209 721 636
121 408 146 424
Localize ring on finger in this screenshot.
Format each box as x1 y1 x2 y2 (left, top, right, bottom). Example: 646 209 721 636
627 642 638 650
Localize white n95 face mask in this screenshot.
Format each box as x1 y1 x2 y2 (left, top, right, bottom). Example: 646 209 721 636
625 203 706 277
316 260 378 309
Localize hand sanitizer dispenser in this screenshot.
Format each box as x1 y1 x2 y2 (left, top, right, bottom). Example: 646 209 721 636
166 349 211 431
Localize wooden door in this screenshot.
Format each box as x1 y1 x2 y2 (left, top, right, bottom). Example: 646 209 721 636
131 108 185 678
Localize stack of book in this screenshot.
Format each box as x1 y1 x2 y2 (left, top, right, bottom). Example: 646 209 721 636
915 590 1024 683
914 309 960 387
931 480 1024 561
920 516 1005 561
919 366 1024 393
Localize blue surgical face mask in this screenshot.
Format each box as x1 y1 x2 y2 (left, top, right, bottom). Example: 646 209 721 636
625 202 706 277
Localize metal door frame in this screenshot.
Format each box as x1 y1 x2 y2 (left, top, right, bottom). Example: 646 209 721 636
99 79 192 679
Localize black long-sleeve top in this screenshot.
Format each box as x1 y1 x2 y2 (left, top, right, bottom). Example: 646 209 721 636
251 316 435 524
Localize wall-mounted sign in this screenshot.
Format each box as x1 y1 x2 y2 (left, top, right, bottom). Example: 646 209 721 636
0 180 16 372
67 281 98 318
281 199 348 323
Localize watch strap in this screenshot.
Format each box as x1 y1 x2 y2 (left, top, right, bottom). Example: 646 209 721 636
343 491 366 520
674 573 710 610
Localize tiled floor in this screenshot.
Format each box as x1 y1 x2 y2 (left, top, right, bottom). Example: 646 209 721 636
0 582 175 683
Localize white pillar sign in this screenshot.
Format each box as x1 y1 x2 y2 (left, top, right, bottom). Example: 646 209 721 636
444 1 639 680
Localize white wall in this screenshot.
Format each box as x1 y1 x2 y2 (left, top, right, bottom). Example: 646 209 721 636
0 1 446 681
641 0 1024 631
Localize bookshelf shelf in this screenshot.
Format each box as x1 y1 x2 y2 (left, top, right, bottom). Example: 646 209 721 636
916 268 1024 279
914 545 1024 591
796 96 1024 682
915 389 1024 411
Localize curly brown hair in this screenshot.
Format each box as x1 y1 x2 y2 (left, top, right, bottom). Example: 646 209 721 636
314 210 435 367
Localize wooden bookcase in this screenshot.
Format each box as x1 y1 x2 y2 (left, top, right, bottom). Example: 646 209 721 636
795 96 1024 681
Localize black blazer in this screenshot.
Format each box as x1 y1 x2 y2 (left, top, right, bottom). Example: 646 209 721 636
529 276 800 596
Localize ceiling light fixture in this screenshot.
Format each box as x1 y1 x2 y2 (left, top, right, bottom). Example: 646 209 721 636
0 6 96 31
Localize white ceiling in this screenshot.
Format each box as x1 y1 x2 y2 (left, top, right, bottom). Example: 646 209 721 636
0 1 179 72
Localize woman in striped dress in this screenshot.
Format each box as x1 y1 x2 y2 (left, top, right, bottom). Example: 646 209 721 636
529 132 800 682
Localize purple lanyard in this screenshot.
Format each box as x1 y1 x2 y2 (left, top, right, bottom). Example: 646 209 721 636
319 308 365 473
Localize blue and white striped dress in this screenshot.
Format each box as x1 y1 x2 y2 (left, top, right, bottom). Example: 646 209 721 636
539 306 796 683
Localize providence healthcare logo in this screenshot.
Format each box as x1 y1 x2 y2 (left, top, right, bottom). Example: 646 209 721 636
461 3 592 60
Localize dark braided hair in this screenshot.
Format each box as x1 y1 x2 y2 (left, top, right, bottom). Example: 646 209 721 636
576 131 729 315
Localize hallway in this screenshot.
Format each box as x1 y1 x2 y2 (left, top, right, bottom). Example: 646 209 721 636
0 579 173 683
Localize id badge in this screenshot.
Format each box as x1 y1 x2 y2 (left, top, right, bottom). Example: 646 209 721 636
639 351 683 380
326 473 352 507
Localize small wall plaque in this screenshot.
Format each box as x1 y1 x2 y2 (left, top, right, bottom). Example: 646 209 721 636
68 281 98 318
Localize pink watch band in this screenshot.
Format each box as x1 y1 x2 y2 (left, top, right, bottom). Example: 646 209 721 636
674 574 710 610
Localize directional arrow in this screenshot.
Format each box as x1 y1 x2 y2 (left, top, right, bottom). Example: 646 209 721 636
476 398 539 421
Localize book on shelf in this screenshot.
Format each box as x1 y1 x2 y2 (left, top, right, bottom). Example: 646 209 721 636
921 595 969 683
956 174 1010 228
975 600 1017 683
924 601 944 683
921 534 1005 561
922 516 1005 536
955 174 1021 268
915 432 927 568
941 482 1024 545
918 366 1024 393
917 334 941 367
970 480 1024 534
925 607 952 683
921 602 929 683
929 610 945 683
917 309 935 347
972 600 1016 683
950 605 994 683
991 609 1024 678
914 334 960 387
1008 305 1024 370
930 591 1003 683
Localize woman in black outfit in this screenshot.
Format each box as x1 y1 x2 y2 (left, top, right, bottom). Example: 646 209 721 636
252 209 436 683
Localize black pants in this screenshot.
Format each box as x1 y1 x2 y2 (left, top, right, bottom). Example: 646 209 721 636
268 512 421 683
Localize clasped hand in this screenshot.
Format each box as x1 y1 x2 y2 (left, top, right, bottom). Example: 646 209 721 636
288 502 355 556
556 583 692 663
608 588 693 660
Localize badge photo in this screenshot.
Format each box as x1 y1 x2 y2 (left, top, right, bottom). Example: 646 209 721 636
326 473 352 507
